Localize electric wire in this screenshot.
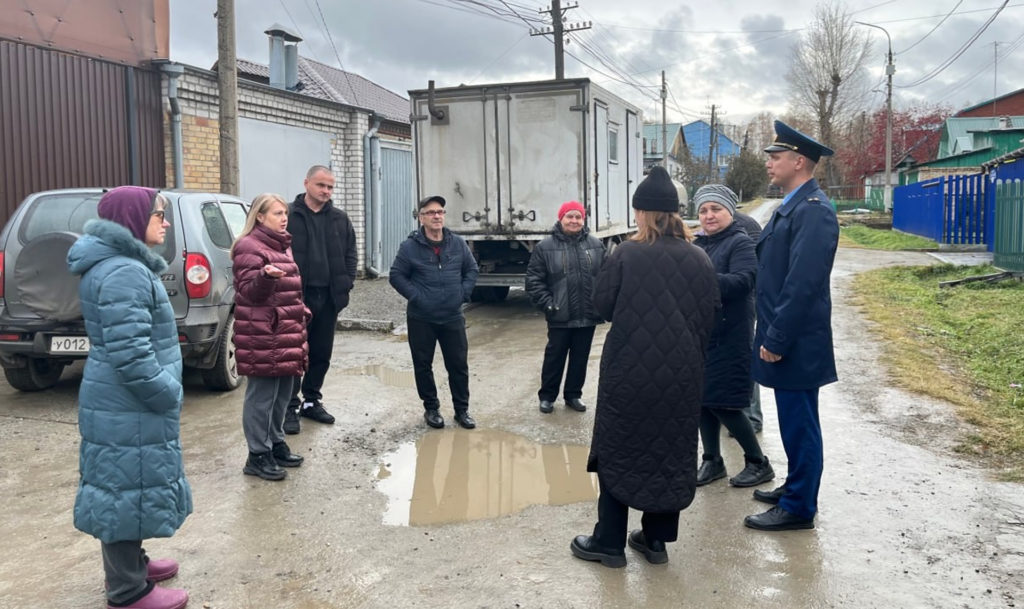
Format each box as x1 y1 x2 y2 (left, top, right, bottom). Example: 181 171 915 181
896 0 963 55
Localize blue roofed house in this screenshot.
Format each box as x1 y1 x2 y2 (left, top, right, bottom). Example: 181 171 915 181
682 120 741 180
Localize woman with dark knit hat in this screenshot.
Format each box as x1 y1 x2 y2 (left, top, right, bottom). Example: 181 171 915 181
525 200 606 414
692 184 774 489
67 186 191 609
571 166 720 568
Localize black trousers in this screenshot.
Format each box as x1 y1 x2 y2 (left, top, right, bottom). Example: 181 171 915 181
593 474 680 550
538 325 596 401
290 286 337 408
407 316 470 412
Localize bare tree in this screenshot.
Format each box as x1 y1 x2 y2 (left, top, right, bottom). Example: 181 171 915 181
786 0 872 187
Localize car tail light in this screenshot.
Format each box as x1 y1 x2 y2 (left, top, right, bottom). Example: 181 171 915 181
184 252 211 299
0 250 4 299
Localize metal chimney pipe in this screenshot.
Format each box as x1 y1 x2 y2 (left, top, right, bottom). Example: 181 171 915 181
285 44 298 90
268 34 285 89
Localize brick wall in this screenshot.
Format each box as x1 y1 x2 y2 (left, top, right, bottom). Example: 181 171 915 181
163 67 370 271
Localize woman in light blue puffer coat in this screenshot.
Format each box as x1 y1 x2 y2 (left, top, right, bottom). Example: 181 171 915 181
67 186 192 609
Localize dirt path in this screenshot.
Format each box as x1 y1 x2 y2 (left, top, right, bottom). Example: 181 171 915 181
0 248 1020 609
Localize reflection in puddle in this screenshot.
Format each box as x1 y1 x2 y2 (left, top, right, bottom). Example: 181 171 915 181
376 429 597 526
340 364 417 388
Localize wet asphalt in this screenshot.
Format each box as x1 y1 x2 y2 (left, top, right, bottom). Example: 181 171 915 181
0 246 1021 609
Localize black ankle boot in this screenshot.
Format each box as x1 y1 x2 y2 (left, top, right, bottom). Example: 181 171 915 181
729 456 775 487
243 452 286 481
272 442 304 467
696 456 727 486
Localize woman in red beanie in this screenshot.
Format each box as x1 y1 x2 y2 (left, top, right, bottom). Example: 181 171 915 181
525 201 606 414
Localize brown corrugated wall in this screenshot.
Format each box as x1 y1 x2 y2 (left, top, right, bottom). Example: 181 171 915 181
0 40 165 230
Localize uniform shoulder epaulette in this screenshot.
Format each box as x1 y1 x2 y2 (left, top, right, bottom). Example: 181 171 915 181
807 196 823 204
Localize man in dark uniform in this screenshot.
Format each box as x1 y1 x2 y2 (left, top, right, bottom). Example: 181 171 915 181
283 165 358 434
744 121 839 531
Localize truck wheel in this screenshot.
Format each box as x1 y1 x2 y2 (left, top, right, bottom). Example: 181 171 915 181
470 286 509 303
201 314 241 391
3 358 66 392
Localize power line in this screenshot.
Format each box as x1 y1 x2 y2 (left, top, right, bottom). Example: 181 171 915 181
895 0 1008 88
896 0 963 55
311 0 361 106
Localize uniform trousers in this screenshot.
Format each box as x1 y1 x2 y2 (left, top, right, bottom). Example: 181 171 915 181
775 388 823 520
592 474 680 550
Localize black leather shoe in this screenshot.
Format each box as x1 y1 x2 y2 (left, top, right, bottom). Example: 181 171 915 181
627 530 668 564
243 452 286 481
753 485 786 505
729 456 774 487
424 409 445 429
565 398 587 412
454 411 476 429
570 535 626 568
299 400 335 424
272 442 304 467
283 407 300 435
696 457 727 486
744 505 814 531
539 399 554 414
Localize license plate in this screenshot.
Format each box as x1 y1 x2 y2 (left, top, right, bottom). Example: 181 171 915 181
50 335 90 354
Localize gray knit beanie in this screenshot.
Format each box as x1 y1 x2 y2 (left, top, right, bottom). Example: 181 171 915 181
693 184 738 216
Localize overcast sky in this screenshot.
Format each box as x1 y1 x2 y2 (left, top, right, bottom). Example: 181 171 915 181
169 0 1024 128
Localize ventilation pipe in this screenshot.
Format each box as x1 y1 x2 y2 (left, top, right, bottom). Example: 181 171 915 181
364 114 383 275
264 24 302 90
285 44 299 90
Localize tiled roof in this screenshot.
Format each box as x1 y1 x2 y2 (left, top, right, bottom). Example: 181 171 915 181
234 56 408 124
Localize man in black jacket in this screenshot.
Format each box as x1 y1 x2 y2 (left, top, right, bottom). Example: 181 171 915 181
284 165 357 434
389 195 479 430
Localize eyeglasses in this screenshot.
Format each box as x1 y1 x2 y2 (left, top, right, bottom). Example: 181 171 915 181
151 210 166 221
419 209 446 217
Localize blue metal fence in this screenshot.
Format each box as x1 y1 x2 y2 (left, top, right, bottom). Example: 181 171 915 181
893 173 991 246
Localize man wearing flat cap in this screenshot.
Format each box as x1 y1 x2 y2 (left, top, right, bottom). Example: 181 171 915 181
390 195 480 430
744 121 839 532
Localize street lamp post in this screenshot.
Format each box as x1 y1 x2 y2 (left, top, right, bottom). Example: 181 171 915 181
857 22 895 213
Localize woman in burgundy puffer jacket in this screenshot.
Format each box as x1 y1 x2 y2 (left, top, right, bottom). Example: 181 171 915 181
231 193 310 481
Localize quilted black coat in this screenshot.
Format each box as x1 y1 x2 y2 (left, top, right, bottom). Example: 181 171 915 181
694 222 756 409
588 236 720 512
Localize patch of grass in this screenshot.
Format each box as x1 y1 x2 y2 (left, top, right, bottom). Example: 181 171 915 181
853 264 1024 481
840 224 938 250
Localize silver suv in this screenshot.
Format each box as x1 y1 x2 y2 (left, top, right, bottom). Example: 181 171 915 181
0 188 249 392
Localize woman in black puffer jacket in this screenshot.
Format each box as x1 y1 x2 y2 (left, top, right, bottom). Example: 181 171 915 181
692 184 774 490
525 201 605 415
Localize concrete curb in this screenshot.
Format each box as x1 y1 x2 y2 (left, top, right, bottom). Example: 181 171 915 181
336 318 395 332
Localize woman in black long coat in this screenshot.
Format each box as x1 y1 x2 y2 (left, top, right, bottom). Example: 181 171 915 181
692 185 774 488
525 201 605 414
570 167 719 568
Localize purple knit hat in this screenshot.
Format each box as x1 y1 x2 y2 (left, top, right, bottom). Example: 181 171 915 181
97 186 158 242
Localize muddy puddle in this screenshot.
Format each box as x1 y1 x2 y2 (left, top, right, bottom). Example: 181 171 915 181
340 363 417 388
376 429 597 526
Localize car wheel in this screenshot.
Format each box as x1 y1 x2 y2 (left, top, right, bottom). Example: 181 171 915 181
3 358 66 392
201 314 241 391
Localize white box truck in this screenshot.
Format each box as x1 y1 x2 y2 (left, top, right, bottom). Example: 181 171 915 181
409 78 643 301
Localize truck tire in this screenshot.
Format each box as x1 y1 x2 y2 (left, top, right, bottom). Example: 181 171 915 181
3 358 66 392
470 286 509 303
201 314 241 391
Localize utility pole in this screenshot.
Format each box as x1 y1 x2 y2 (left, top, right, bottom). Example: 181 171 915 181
661 71 668 169
532 1 590 79
993 41 1000 106
707 104 716 179
857 22 894 213
217 0 239 195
